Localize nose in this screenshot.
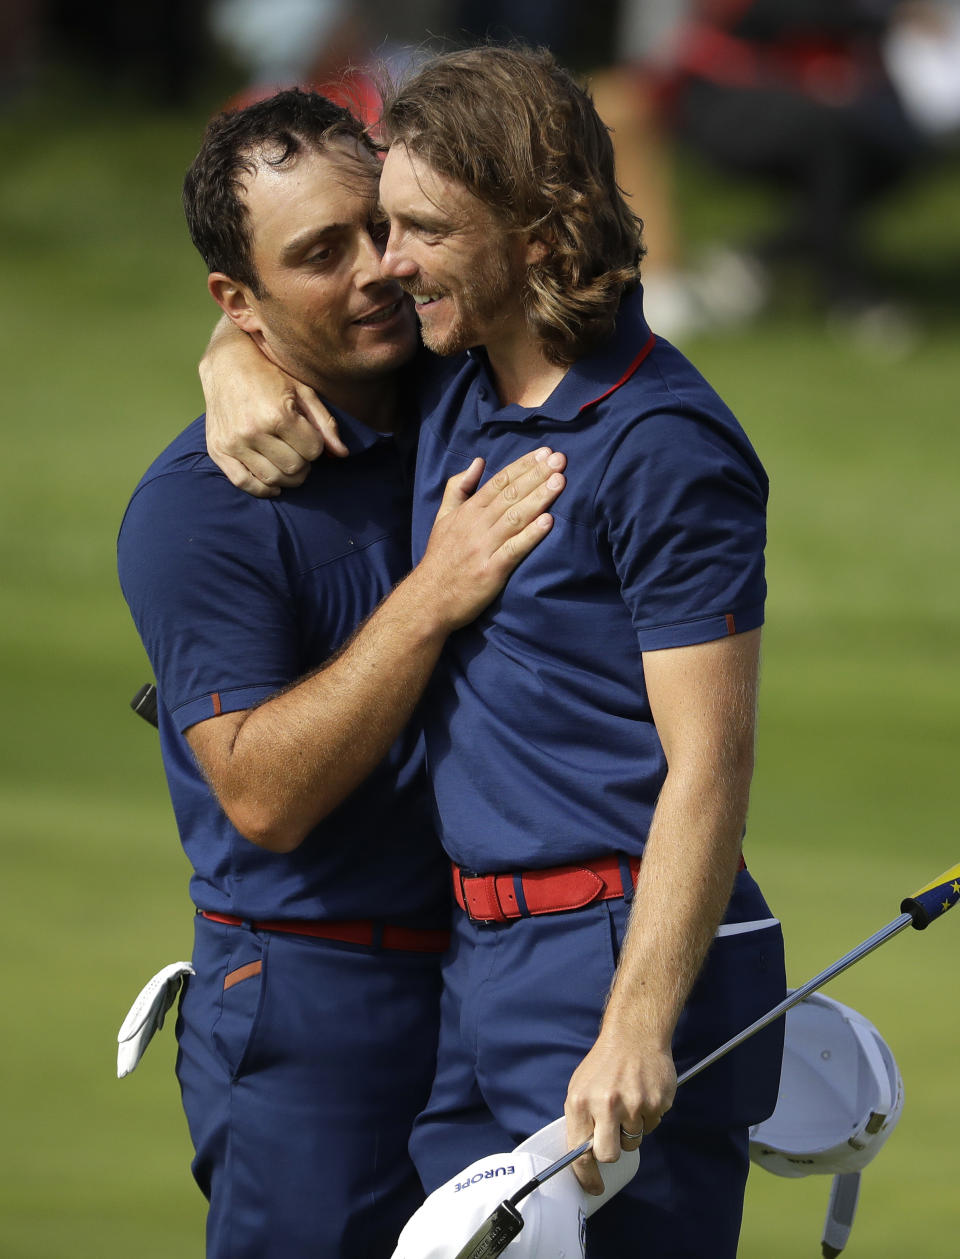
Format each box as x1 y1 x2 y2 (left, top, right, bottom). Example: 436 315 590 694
380 226 417 280
355 229 390 288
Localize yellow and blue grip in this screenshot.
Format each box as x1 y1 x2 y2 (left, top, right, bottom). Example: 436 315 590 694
901 862 960 929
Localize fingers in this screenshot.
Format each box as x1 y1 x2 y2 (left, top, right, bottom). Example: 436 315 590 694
470 446 567 512
213 452 280 499
298 392 349 458
220 439 311 490
486 469 564 558
565 1109 651 1197
619 1123 645 1152
247 396 326 474
483 461 565 567
206 391 335 494
435 447 565 551
437 458 485 517
565 1113 607 1197
563 1039 676 1195
462 447 566 545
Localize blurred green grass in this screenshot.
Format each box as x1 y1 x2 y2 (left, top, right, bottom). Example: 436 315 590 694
1 83 957 1258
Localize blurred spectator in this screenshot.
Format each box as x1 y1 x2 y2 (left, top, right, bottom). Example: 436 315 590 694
658 0 932 343
883 1 960 144
589 3 699 338
208 0 448 121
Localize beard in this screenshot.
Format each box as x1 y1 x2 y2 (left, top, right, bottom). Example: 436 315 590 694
415 247 522 357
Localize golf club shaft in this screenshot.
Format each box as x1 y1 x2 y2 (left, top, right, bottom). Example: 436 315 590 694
528 910 915 1191
677 910 912 1086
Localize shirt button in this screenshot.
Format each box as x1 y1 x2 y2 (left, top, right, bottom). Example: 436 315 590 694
478 387 488 400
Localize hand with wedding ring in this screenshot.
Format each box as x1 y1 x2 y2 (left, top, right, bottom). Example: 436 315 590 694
564 1025 676 1195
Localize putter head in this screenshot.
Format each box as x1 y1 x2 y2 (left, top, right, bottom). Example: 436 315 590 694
453 1200 524 1259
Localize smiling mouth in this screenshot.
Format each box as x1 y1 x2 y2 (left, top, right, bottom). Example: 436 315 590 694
354 299 403 326
412 293 444 309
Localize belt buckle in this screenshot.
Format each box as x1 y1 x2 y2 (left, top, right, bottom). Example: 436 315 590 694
457 868 502 924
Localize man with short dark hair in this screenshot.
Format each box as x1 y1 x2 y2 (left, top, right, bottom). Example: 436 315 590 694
118 88 565 1259
201 48 787 1259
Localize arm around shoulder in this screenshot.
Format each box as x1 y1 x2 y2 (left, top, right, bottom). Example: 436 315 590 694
201 315 347 496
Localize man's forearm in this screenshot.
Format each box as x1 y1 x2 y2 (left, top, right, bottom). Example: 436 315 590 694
601 758 751 1046
198 566 453 851
602 631 762 1046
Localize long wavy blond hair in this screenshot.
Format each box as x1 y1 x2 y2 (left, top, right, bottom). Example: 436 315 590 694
379 44 645 366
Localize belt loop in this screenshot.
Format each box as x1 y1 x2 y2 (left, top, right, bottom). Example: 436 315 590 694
370 922 384 950
454 865 469 912
618 856 637 904
511 873 530 918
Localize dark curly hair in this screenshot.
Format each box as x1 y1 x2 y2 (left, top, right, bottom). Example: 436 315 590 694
183 88 373 297
379 45 645 365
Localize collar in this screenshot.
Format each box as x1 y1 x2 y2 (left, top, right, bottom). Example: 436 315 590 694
469 285 656 426
329 405 394 454
325 353 425 455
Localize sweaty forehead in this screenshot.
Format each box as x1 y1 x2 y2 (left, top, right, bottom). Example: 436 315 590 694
242 136 379 195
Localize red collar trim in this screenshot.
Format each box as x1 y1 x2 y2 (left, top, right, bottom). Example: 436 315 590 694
578 332 657 414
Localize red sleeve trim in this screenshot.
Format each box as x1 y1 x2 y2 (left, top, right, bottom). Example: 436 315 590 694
211 692 222 716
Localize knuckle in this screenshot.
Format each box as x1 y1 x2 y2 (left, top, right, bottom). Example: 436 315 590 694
236 418 267 446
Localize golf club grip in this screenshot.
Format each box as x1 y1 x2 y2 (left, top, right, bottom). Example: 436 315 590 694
130 682 159 728
900 860 960 928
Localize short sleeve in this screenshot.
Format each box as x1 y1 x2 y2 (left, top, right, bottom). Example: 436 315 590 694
118 468 300 730
597 410 768 651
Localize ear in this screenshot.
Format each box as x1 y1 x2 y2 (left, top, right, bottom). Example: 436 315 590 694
207 272 262 334
525 236 549 267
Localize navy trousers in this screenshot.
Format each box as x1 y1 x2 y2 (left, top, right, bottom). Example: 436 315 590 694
177 914 443 1259
410 871 786 1259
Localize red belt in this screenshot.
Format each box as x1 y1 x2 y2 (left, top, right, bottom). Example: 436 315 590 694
453 852 746 924
453 854 642 924
199 911 450 953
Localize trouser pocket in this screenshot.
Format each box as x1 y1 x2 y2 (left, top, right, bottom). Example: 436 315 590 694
210 930 269 1080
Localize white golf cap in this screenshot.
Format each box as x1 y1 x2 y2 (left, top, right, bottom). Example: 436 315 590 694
749 991 903 1177
391 1118 640 1259
749 992 903 1257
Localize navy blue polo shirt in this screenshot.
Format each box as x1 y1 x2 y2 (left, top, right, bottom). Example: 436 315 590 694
411 286 768 872
118 409 448 925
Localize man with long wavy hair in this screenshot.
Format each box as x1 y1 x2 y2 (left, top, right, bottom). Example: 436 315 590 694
201 45 787 1258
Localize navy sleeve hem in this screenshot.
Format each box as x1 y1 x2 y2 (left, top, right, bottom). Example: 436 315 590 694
635 603 764 652
172 684 286 732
